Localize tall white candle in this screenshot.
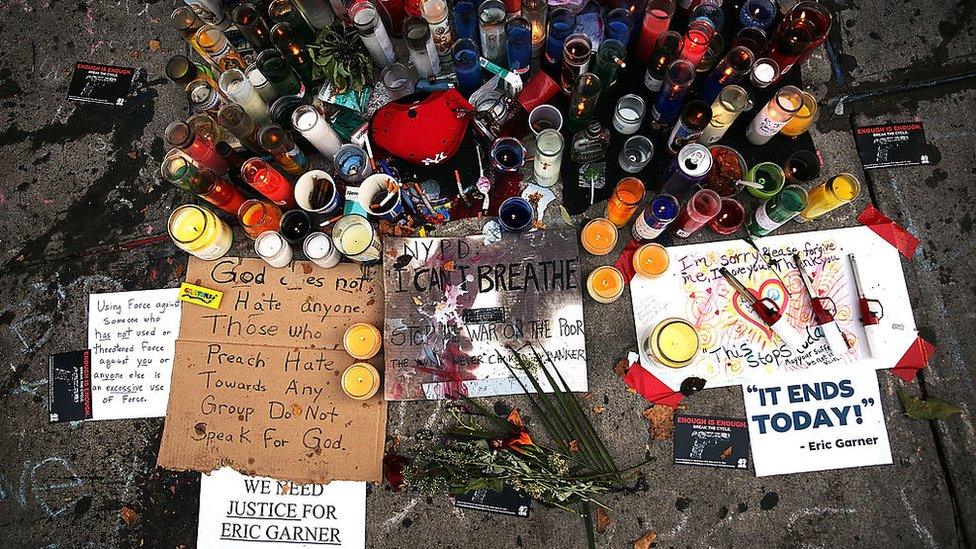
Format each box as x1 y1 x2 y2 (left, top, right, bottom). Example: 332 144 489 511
291 105 342 159
219 69 270 124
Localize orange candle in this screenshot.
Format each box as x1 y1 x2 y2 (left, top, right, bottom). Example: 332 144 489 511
605 177 646 227
586 266 624 303
238 199 282 239
633 243 669 278
343 323 382 360
341 363 381 400
580 218 618 255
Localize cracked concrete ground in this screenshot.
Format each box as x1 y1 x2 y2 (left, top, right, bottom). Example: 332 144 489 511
0 0 974 547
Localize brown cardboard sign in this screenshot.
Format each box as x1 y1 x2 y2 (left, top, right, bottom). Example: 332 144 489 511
157 257 387 483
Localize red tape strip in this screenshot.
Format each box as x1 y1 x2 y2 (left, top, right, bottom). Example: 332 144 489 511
858 204 921 259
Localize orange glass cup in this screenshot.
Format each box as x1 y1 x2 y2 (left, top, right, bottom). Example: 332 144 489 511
633 243 670 278
580 217 618 255
238 199 283 239
605 177 646 227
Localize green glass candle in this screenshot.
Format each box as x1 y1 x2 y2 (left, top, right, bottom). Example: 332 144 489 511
748 184 808 237
745 161 785 199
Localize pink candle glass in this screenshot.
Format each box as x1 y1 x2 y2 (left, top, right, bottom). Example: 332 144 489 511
635 0 675 62
678 19 715 68
672 189 721 238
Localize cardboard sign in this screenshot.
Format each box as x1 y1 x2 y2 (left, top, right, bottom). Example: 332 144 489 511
672 414 749 470
87 288 181 419
198 468 365 548
66 62 134 106
48 350 92 423
158 258 387 483
630 227 917 391
854 122 934 170
743 366 892 477
382 230 587 400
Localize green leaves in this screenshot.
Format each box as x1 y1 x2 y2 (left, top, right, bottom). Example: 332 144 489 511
897 387 962 420
308 25 375 92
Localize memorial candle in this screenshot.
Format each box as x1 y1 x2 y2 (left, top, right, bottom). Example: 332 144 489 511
293 0 335 31
593 39 627 89
731 26 769 56
216 104 262 152
780 1 832 69
405 16 443 77
187 80 226 117
699 46 754 103
672 188 721 237
533 129 564 188
269 0 316 42
644 318 699 368
779 91 819 137
279 209 314 244
344 323 383 360
748 184 808 237
231 3 272 49
767 21 813 78
160 151 198 192
632 193 679 242
342 363 381 400
521 0 547 56
567 73 602 130
477 1 507 65
635 0 675 62
643 31 683 92
241 158 297 208
452 0 478 44
506 17 532 75
698 85 751 145
544 8 576 68
238 199 282 238
605 8 634 44
270 23 316 86
254 230 293 267
605 177 646 227
351 1 397 68
189 170 247 215
303 232 341 268
798 173 860 222
633 243 670 278
165 121 228 174
678 19 714 68
256 49 304 97
749 58 780 89
258 124 308 176
168 204 233 260
746 85 803 145
586 266 624 303
651 59 695 126
421 0 454 63
333 214 382 262
739 0 776 30
291 105 342 159
745 162 785 199
708 197 745 235
580 217 618 256
171 7 209 59
453 39 484 96
195 24 246 71
560 34 593 95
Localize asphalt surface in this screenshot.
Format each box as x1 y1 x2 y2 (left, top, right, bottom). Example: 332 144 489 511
0 0 974 547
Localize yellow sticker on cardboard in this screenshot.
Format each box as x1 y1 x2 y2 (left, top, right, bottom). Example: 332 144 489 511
178 282 223 309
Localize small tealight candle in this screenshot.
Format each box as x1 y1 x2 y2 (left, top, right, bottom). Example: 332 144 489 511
254 230 293 268
586 266 624 303
344 322 382 360
644 318 699 368
342 363 381 400
633 243 669 279
303 232 341 269
580 218 618 256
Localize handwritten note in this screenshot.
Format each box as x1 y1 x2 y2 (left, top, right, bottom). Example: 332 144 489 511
87 289 180 420
158 258 387 484
198 468 366 548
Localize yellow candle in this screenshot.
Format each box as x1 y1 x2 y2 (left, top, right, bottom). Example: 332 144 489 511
780 91 819 137
341 363 380 400
644 318 699 368
799 173 861 221
580 218 618 255
633 243 670 278
343 322 382 360
167 204 232 260
586 266 624 303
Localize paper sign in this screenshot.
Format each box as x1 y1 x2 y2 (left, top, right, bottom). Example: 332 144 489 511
66 62 134 106
48 350 92 423
198 468 365 548
382 230 587 400
743 366 892 476
87 289 181 419
454 486 531 517
158 258 387 483
672 414 749 470
630 227 918 391
854 122 933 170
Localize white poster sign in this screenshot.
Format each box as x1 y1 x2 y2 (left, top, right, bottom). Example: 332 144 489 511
742 366 892 476
198 468 366 548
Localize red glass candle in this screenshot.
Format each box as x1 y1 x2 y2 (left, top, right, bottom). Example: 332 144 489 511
165 121 228 175
377 0 407 36
635 0 675 62
771 1 831 73
672 189 721 238
677 19 714 68
241 158 297 208
708 197 745 235
788 1 832 66
189 170 247 215
767 21 813 76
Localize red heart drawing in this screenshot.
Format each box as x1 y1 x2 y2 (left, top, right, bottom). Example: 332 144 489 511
730 278 789 340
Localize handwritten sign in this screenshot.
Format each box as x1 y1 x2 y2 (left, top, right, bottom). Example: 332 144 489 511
743 366 891 476
157 258 387 483
382 231 587 400
198 468 365 548
87 289 180 419
630 227 917 391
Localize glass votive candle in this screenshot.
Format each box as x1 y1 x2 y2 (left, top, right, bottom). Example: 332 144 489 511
188 170 247 216
344 322 382 359
644 318 700 368
613 94 646 134
745 162 786 199
341 363 381 400
303 232 341 268
677 19 714 68
586 266 624 303
605 8 633 44
168 204 233 260
605 177 646 227
560 33 594 95
633 243 670 279
703 145 748 197
747 85 804 145
699 47 754 104
380 62 417 100
699 85 752 145
254 230 293 267
452 0 478 43
635 0 676 62
780 91 819 137
632 194 679 242
291 104 342 159
506 16 532 74
295 170 343 215
643 31 683 92
238 199 283 239
533 129 564 188
784 150 822 185
161 151 197 192
580 217 618 255
618 136 654 174
280 209 314 244
333 214 382 262
528 104 563 134
750 58 780 89
749 184 808 237
498 196 534 232
544 7 576 66
452 38 483 97
731 26 768 55
740 0 777 30
567 72 602 130
651 59 695 126
478 0 507 64
798 173 861 222
593 39 626 89
242 158 297 208
708 198 745 235
672 188 722 238
333 143 372 183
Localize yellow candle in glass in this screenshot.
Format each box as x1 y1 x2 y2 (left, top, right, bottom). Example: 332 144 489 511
644 318 699 368
580 218 618 255
780 91 818 137
586 266 624 303
633 243 670 279
167 204 232 260
605 177 646 228
799 173 861 221
343 322 382 360
341 363 380 400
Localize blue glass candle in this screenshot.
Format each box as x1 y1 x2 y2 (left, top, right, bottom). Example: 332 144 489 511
691 2 724 33
544 8 576 67
699 45 755 103
631 194 679 242
605 8 633 45
651 59 695 126
739 0 777 31
506 17 532 74
498 197 534 232
452 0 478 44
452 38 483 96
